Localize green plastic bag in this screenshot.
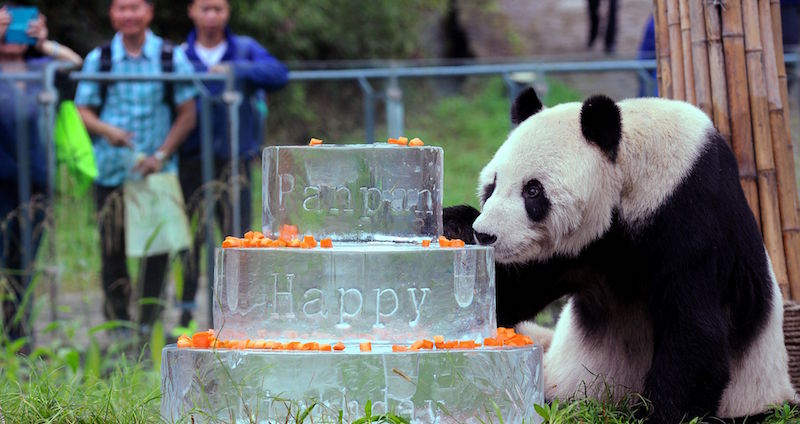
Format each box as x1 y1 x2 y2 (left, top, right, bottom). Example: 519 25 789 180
54 100 97 195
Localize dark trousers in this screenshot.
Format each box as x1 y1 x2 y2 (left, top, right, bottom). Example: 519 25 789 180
1 183 46 345
587 0 618 53
178 158 252 312
94 184 169 329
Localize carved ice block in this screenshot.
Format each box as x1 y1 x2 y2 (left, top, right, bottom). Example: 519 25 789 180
213 244 496 343
262 145 443 242
161 344 544 424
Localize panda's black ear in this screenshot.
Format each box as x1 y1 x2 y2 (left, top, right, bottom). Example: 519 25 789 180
580 95 622 162
511 87 544 125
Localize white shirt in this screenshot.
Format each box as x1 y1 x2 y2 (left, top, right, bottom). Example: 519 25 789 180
194 41 228 67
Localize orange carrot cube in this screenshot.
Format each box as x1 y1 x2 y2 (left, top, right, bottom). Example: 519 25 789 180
421 239 431 247
302 235 317 248
309 138 323 145
483 337 499 346
301 342 319 350
319 343 332 351
411 339 424 350
320 238 333 248
360 342 372 352
191 331 212 348
421 339 434 349
333 342 345 351
177 335 192 348
408 137 424 146
392 345 408 352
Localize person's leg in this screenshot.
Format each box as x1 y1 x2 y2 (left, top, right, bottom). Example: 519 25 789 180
587 0 601 48
177 157 204 326
94 185 131 322
137 252 169 335
604 0 618 53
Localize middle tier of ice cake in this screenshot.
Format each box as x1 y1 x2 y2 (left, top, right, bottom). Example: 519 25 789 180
213 244 495 343
262 145 443 242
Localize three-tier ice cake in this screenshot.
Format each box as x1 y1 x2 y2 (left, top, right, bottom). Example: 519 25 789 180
160 143 544 423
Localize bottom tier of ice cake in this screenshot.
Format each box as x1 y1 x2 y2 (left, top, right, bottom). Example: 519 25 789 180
161 344 543 423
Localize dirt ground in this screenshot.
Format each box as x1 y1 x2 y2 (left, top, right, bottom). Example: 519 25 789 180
31 0 800 348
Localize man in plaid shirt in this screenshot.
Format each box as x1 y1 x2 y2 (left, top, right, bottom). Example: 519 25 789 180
75 0 197 338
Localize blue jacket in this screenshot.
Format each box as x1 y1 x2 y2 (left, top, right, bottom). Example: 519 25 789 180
0 58 48 190
180 27 288 161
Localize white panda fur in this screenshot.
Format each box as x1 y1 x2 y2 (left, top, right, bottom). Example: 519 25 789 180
444 87 797 423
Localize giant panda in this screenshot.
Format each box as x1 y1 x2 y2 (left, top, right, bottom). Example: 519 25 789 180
443 87 797 423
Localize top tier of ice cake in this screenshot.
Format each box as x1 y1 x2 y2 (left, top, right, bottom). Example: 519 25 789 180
262 145 443 242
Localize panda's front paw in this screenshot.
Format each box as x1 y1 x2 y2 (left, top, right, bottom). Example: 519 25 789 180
443 205 480 243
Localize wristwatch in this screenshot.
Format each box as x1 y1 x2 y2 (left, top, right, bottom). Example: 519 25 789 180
153 150 167 163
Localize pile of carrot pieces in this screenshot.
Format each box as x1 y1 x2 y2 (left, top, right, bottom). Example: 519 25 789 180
387 136 424 146
222 226 333 249
178 327 533 352
222 228 464 250
307 137 425 147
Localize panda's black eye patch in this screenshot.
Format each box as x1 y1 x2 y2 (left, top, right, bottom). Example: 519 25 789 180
522 179 550 222
481 175 497 204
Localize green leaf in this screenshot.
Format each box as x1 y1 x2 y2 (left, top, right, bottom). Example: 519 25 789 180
150 320 165 372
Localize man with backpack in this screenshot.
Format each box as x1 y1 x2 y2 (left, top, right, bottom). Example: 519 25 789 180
176 0 288 327
74 0 197 337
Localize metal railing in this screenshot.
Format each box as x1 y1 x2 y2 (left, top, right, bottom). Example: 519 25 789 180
4 54 798 327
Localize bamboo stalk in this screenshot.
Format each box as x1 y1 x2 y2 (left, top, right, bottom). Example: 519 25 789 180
771 0 792 142
704 2 733 148
760 0 800 299
667 0 686 100
679 0 696 103
719 0 761 224
655 0 673 98
688 0 712 117
741 0 790 297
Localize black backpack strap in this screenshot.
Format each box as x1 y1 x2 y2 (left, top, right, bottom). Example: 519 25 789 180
160 41 176 119
97 43 112 114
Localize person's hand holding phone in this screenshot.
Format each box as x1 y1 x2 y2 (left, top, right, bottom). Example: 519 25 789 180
27 13 47 48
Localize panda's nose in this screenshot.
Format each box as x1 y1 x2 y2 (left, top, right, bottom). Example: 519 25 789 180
474 231 497 246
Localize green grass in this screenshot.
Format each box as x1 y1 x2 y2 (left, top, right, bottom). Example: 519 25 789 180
4 77 800 422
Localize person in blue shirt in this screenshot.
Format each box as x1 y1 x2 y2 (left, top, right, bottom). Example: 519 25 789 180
636 14 657 97
74 0 197 336
0 6 82 350
177 0 288 327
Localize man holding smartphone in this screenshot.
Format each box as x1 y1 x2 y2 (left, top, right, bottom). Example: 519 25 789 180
74 0 197 339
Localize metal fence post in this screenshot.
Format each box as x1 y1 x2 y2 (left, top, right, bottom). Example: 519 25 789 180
385 74 404 138
13 82 32 299
222 74 243 236
358 76 375 143
199 95 216 327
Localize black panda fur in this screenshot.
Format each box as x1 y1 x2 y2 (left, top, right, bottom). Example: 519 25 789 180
443 87 797 423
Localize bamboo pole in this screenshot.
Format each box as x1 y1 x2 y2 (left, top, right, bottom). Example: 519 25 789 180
760 0 800 299
679 0 695 103
719 0 761 223
655 0 673 98
688 0 712 117
741 0 790 297
704 2 733 149
770 0 793 142
667 0 686 100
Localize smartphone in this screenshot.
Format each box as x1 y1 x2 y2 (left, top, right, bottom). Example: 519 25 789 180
5 6 38 45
